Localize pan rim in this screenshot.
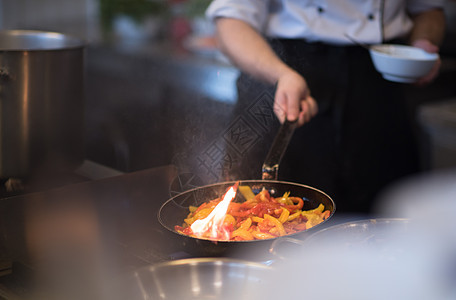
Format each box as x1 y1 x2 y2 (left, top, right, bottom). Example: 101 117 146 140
135 257 273 274
158 179 336 243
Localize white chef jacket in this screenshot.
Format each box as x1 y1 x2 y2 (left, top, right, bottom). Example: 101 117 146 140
206 0 445 45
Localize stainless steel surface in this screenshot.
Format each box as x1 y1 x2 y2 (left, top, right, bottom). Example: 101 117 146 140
262 119 297 180
0 30 85 178
270 218 409 260
128 258 272 300
304 217 409 244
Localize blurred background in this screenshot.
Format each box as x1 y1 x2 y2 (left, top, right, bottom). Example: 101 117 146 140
0 0 238 186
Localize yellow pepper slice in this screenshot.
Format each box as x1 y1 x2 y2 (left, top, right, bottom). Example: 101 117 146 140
239 185 256 201
223 214 236 227
287 211 301 222
302 203 324 215
252 231 275 240
278 209 290 223
264 214 287 236
251 216 264 223
238 217 252 231
232 228 254 240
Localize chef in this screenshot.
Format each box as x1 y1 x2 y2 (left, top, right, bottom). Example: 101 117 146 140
206 0 446 213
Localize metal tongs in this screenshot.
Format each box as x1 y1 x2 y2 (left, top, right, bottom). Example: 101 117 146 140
262 119 298 180
344 33 389 54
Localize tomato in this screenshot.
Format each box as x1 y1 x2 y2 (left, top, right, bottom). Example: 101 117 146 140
251 202 280 217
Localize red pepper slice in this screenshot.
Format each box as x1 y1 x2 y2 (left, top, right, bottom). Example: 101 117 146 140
284 197 304 212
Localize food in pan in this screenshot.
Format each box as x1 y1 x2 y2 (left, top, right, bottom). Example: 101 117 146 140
175 184 331 241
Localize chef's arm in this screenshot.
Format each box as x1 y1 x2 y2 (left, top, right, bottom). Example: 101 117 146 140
409 8 445 47
214 17 317 125
215 17 290 85
408 8 445 85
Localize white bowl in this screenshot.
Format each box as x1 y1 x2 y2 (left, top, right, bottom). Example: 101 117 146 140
369 44 439 83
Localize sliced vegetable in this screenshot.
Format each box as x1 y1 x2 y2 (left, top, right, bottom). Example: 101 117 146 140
239 185 256 201
175 189 330 241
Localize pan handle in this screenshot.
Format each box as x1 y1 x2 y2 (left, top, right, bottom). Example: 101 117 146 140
262 119 297 180
269 236 305 260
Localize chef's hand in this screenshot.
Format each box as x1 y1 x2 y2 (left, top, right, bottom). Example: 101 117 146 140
412 39 441 86
274 69 318 127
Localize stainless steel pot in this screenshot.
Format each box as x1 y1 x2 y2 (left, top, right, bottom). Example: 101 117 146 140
269 218 410 260
0 30 85 178
122 258 272 300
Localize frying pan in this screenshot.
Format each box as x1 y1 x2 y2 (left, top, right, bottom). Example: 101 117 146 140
158 120 336 258
158 179 335 258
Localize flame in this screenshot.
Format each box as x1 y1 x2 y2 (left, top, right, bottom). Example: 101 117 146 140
191 182 239 240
